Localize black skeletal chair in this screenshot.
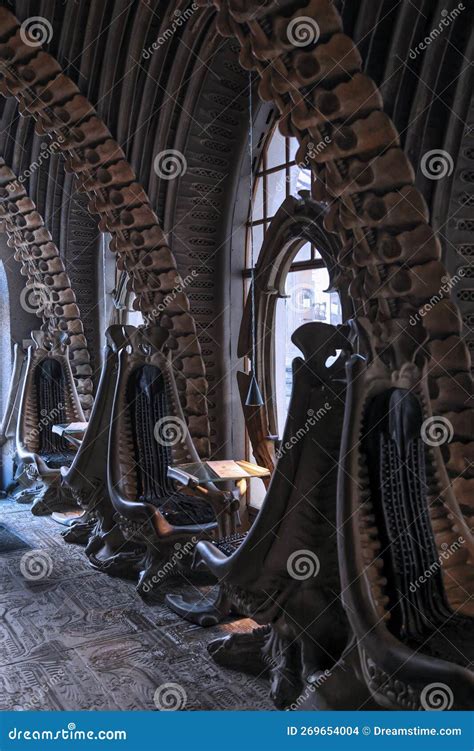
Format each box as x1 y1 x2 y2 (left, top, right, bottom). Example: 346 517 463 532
166 322 347 618
94 325 239 593
60 324 136 545
15 330 85 514
167 320 474 711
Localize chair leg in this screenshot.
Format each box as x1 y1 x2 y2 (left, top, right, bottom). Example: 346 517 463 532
62 509 97 544
136 542 178 597
165 585 232 626
85 523 145 577
31 478 76 516
207 625 271 670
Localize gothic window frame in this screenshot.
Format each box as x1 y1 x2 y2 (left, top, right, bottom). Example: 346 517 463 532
239 122 349 476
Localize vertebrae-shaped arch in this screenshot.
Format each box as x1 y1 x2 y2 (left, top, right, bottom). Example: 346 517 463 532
0 155 94 414
0 7 211 456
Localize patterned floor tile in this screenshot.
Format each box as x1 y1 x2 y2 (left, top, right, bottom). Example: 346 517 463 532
0 500 273 710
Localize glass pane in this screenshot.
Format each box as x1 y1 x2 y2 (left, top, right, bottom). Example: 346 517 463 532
288 137 299 163
267 168 287 218
274 267 342 434
127 310 145 326
266 128 287 170
252 176 264 222
294 242 311 262
247 222 264 265
289 163 311 196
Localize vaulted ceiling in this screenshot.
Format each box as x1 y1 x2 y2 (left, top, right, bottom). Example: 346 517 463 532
0 0 472 452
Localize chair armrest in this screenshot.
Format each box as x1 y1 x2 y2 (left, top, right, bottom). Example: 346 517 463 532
174 482 240 536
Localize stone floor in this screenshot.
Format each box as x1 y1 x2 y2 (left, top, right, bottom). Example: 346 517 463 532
0 498 273 711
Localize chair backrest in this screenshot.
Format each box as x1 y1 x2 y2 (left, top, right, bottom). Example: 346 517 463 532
62 324 135 503
0 342 26 447
201 322 350 587
16 330 84 460
108 324 204 517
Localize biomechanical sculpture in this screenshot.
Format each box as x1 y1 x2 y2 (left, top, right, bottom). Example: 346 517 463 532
0 159 95 418
15 329 85 515
60 325 136 546
100 324 240 594
169 319 474 711
167 323 352 703
0 0 471 715
0 7 211 458
163 0 474 711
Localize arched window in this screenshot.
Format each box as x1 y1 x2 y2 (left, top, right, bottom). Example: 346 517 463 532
98 233 144 350
244 125 343 437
